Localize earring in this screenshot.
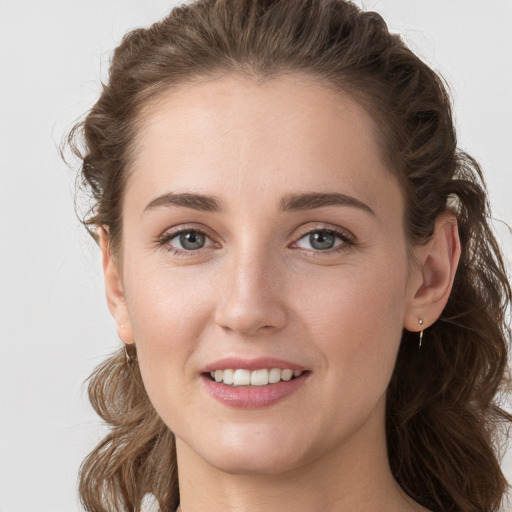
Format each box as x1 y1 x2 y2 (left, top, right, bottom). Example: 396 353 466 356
418 319 424 349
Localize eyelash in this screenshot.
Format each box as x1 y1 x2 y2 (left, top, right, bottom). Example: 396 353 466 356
157 225 355 258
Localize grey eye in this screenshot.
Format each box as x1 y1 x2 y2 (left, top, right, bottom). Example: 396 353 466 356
296 230 345 251
176 231 206 250
309 232 335 250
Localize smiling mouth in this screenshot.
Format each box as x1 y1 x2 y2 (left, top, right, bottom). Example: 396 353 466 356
206 368 305 386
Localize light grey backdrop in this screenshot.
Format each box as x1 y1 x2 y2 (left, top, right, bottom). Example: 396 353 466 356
1 1 511 511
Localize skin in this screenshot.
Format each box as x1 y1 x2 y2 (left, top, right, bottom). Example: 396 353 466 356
101 74 460 512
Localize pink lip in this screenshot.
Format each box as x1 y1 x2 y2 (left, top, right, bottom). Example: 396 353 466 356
201 357 306 373
201 374 309 409
200 357 310 409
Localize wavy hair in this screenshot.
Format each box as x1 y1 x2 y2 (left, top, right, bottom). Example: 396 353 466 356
67 1 512 510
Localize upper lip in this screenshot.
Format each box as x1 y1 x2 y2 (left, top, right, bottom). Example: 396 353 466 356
201 357 307 373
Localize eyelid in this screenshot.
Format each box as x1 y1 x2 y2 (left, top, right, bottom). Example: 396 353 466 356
159 222 215 239
292 223 355 242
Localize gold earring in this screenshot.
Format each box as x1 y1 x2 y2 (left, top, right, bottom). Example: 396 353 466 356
418 319 424 349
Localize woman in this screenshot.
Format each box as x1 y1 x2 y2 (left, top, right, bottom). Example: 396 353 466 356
69 0 512 510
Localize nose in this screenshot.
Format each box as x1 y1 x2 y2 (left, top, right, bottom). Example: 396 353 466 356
214 249 287 337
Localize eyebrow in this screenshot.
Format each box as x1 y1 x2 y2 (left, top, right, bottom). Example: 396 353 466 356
143 191 375 216
144 192 222 213
280 192 375 216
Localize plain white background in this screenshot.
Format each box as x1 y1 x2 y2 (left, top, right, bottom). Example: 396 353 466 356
1 1 511 510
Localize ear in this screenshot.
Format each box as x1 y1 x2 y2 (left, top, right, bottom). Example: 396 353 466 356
404 212 461 332
99 228 135 345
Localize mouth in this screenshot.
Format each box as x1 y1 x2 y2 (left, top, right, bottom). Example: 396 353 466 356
200 358 310 407
205 368 305 387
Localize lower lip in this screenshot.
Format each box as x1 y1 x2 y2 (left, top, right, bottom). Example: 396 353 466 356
201 373 309 409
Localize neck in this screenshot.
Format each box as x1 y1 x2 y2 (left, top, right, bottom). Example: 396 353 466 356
175 398 427 512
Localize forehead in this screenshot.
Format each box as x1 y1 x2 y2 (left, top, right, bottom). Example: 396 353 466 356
127 73 402 216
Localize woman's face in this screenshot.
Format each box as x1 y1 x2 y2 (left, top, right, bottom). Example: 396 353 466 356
111 74 421 475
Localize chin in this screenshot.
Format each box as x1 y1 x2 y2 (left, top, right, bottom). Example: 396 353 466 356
191 422 320 476
207 447 304 476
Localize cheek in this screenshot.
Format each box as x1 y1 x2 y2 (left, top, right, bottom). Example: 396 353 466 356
295 257 408 389
123 265 214 412
126 255 214 329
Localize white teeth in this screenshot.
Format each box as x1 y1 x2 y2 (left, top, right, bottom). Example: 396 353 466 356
268 368 281 384
209 368 304 386
281 369 293 381
233 369 251 386
223 368 234 385
250 369 269 386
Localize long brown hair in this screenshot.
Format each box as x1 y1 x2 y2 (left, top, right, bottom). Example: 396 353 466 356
68 1 512 510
